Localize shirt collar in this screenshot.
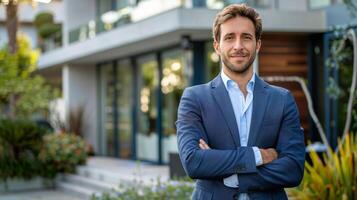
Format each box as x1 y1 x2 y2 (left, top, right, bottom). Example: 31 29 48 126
220 69 255 92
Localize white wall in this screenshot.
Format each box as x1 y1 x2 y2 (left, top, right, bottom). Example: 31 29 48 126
277 0 308 11
0 25 38 48
325 3 357 27
63 0 96 45
0 26 7 48
63 64 99 153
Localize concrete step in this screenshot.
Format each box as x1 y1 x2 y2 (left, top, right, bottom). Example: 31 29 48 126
55 166 136 199
62 174 118 192
56 181 101 200
54 157 170 199
76 166 136 186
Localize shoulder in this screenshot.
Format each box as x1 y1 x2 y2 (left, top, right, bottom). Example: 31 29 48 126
267 84 291 96
183 81 212 97
265 83 297 110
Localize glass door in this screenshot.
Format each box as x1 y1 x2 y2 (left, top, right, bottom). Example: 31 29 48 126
117 59 133 158
136 54 159 162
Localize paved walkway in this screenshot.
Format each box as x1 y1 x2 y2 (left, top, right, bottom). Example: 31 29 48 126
0 189 83 200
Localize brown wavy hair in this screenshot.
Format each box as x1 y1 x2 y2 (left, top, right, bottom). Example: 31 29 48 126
213 4 262 42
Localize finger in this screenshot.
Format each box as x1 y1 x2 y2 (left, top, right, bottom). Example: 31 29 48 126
199 139 211 149
268 148 278 157
273 151 278 159
199 142 208 150
205 143 211 149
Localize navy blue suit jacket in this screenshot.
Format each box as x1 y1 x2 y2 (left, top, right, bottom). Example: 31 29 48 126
176 75 305 200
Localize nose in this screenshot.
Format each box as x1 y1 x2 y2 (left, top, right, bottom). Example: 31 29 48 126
233 38 243 51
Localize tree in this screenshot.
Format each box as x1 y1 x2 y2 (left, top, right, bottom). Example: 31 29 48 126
0 0 39 54
0 34 59 118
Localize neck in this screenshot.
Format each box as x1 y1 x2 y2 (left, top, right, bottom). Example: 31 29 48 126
222 66 254 93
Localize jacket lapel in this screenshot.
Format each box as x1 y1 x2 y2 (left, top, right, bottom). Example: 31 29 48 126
248 76 269 146
211 75 241 147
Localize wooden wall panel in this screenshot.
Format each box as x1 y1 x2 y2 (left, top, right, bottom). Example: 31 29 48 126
259 33 309 135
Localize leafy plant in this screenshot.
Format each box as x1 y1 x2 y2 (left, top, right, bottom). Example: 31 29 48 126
38 23 61 39
91 178 194 200
0 34 59 118
34 12 54 29
0 118 48 181
38 133 87 179
325 26 357 136
289 133 357 200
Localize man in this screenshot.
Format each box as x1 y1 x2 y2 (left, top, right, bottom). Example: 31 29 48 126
176 4 305 200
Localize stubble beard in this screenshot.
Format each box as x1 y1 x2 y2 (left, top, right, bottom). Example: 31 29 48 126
222 52 256 75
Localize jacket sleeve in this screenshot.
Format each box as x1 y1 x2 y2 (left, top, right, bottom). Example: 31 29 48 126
176 87 257 179
237 91 305 192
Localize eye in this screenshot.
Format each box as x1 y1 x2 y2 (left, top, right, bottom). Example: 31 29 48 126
224 35 234 41
243 35 252 40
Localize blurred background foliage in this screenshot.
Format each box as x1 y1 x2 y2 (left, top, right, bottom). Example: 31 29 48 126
0 34 59 118
289 133 357 199
0 118 88 187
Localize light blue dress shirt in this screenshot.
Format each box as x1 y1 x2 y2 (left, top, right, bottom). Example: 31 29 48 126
220 71 263 200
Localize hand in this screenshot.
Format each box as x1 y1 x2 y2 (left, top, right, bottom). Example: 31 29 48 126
260 148 278 164
199 139 211 150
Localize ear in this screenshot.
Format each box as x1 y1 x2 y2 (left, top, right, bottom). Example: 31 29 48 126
256 39 261 54
213 40 221 55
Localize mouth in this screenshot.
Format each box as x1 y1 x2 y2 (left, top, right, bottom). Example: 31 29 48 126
229 52 248 58
229 54 247 61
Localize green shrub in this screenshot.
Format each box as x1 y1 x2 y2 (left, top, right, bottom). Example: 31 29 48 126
0 119 88 183
92 178 194 200
34 12 54 29
38 24 61 39
0 119 48 180
34 12 62 40
289 134 357 200
39 133 87 179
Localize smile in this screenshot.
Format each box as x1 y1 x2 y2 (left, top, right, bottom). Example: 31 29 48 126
230 55 247 59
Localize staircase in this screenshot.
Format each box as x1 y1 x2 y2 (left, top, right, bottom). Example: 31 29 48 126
56 157 169 199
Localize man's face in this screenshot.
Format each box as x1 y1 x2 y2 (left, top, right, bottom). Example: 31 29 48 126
214 16 261 75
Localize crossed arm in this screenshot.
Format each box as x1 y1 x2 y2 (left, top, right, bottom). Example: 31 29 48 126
199 139 278 165
176 88 305 192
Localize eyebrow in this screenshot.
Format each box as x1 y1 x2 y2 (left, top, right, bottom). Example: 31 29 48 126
242 33 254 37
223 32 254 38
223 33 235 38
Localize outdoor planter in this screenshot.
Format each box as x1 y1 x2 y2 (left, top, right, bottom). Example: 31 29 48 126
0 177 54 193
169 152 186 179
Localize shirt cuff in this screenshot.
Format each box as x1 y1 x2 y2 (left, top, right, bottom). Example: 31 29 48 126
223 174 239 188
252 146 263 166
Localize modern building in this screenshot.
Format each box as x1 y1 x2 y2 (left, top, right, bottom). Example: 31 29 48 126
37 0 356 164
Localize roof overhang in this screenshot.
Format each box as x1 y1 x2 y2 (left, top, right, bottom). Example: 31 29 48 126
38 7 326 69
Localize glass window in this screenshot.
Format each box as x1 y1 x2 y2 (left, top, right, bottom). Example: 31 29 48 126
99 60 134 158
309 0 331 9
161 49 188 163
115 0 133 9
137 54 159 162
206 42 221 81
207 0 271 8
100 63 115 157
97 0 112 18
117 60 133 158
253 0 270 8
